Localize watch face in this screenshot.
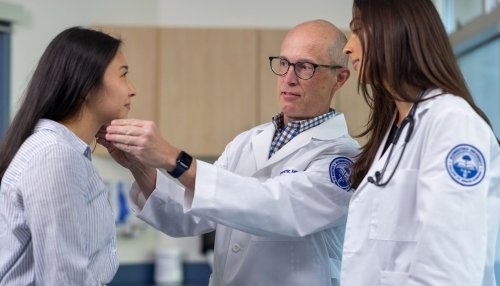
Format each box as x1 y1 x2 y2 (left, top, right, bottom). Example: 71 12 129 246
178 151 193 170
179 161 190 169
168 151 193 178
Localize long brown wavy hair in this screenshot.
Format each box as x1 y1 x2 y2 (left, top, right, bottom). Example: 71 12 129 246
349 0 492 189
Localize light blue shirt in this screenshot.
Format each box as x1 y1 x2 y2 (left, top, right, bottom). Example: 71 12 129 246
0 119 117 285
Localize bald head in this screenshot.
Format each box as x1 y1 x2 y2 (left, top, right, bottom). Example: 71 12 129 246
283 20 348 67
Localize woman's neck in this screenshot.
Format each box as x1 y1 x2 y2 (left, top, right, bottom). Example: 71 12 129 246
394 101 413 126
389 85 421 126
59 112 101 146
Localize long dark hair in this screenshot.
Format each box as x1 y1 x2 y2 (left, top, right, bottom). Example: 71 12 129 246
349 0 492 188
0 27 121 179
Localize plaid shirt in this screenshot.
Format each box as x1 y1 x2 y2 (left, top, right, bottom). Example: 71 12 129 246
268 110 336 158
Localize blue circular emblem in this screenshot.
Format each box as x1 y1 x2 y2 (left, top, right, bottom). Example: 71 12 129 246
445 144 486 186
329 157 353 191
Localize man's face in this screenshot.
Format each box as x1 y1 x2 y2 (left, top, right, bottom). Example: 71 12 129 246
277 27 338 124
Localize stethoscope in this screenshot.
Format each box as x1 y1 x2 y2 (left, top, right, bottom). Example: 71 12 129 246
367 90 424 187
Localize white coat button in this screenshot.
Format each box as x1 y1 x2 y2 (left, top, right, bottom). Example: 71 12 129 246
232 244 241 253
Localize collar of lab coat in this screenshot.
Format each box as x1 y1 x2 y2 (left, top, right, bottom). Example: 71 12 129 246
251 113 349 170
352 88 446 195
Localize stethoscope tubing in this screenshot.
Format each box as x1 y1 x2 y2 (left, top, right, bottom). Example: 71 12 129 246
368 90 445 187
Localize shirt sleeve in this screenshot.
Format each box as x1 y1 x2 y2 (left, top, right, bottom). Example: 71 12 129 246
22 145 99 285
407 107 492 285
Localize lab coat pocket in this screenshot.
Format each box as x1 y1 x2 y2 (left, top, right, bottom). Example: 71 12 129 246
251 235 306 241
369 169 420 241
379 270 408 286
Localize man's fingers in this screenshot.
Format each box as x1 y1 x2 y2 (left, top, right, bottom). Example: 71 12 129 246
112 142 135 154
96 137 110 147
106 125 142 137
105 133 139 146
110 118 146 127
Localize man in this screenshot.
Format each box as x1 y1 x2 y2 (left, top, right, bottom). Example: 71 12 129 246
102 20 358 286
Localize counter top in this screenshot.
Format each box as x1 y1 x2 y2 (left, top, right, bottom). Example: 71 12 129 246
109 262 211 286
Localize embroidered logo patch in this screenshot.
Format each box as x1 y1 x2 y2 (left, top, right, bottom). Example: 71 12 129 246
329 157 353 191
445 144 486 186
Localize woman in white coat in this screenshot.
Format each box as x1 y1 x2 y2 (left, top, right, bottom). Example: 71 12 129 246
341 0 500 285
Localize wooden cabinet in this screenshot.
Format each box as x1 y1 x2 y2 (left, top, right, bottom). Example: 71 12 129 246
93 26 369 157
157 28 258 156
93 26 159 155
332 61 370 146
257 30 288 124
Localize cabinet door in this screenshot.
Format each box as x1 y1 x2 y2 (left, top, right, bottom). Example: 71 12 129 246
257 29 288 124
93 26 159 155
332 61 370 145
158 28 258 157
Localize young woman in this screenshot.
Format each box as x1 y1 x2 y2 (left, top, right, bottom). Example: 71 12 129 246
341 0 500 285
0 27 136 285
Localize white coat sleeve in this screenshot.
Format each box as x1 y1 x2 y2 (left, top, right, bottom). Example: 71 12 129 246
130 169 216 237
185 144 353 238
406 108 491 285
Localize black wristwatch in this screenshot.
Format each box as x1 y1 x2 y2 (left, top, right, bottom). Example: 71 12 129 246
167 151 193 178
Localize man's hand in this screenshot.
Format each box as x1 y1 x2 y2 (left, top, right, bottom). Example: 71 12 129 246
103 119 195 193
96 125 137 169
97 124 158 197
104 119 177 170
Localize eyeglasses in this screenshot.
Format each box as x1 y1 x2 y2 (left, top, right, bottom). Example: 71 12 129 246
269 56 342 80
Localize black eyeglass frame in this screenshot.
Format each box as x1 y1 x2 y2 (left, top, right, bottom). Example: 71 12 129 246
269 56 343 80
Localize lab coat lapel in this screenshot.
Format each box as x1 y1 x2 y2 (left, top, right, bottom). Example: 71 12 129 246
352 89 441 198
351 113 401 199
352 140 406 198
352 93 435 198
251 124 275 170
351 144 391 199
264 128 313 166
256 113 349 170
250 123 312 171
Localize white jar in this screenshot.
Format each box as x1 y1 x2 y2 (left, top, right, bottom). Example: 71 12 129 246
155 248 184 286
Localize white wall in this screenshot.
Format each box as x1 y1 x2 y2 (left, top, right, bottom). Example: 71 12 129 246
1 0 354 264
6 0 352 114
156 0 352 28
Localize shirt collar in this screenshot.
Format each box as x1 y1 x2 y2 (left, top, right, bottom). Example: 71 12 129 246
271 109 336 131
35 119 92 160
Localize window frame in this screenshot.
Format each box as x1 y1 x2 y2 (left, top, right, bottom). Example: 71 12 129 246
0 21 11 140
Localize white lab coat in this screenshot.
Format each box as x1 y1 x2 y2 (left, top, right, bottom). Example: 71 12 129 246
340 89 500 286
131 113 359 286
